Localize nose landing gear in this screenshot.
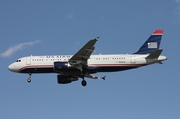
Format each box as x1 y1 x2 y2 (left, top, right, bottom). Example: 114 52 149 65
27 74 31 83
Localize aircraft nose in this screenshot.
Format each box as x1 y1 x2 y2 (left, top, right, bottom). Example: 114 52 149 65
8 64 13 71
8 63 18 72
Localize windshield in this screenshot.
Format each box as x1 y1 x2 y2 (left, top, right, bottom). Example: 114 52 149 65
16 60 21 62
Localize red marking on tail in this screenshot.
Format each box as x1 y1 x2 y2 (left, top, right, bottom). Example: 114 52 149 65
152 30 163 35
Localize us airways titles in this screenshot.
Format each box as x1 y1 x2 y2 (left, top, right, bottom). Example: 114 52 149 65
46 55 72 58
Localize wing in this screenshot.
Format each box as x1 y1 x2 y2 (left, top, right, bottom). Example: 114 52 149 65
69 37 99 66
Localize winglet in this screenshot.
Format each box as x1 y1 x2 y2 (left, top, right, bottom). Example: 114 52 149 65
145 49 163 59
102 76 106 80
96 37 100 40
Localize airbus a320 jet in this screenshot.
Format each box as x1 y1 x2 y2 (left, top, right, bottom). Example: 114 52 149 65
8 30 167 86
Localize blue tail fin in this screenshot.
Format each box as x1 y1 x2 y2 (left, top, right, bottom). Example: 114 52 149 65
134 30 163 54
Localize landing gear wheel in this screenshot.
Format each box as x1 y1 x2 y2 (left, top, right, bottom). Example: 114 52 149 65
27 74 32 83
81 80 87 86
27 78 31 83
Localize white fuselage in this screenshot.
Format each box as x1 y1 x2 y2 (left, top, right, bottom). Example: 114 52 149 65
8 54 167 73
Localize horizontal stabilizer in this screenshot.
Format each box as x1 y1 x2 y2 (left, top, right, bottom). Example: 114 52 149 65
146 49 163 59
157 61 163 64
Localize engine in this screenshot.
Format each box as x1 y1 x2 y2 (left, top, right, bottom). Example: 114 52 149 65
57 75 78 84
54 62 71 72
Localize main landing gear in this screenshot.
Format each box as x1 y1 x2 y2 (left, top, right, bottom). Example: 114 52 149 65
27 74 31 83
81 79 87 87
80 73 87 86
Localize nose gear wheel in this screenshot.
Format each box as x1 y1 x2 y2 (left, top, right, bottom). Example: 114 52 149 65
27 74 32 83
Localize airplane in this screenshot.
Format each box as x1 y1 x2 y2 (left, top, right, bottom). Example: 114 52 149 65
8 30 167 86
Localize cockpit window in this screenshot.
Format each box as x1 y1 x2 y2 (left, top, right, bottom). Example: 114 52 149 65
16 60 21 62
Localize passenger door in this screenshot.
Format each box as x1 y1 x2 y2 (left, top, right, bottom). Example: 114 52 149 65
26 56 31 65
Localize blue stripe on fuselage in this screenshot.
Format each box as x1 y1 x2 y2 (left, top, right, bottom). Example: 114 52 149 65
19 66 140 74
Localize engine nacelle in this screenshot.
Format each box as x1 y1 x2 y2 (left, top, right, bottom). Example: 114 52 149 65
54 62 71 72
57 75 78 84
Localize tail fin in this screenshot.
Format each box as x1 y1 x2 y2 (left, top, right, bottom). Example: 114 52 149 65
134 30 163 54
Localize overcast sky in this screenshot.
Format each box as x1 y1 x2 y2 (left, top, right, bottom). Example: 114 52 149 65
0 0 180 119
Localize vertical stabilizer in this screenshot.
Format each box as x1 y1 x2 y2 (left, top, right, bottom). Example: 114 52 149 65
134 30 163 54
